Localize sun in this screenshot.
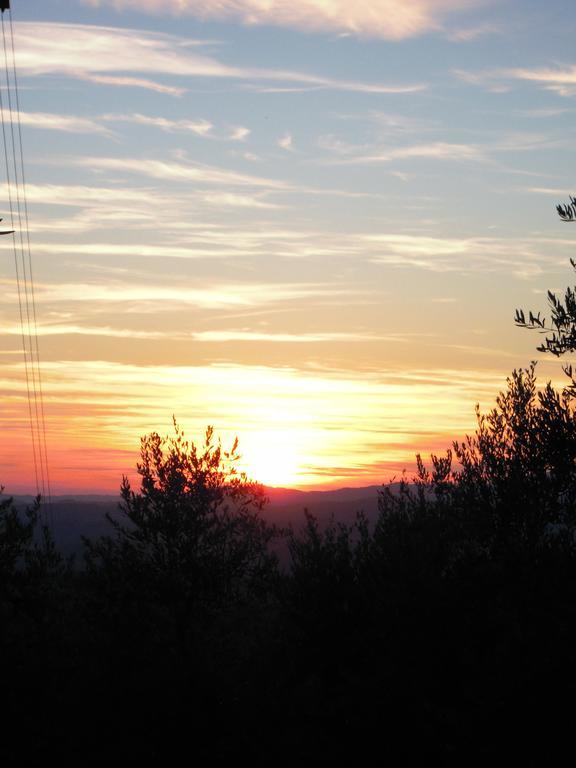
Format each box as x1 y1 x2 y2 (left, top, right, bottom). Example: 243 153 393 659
238 430 307 488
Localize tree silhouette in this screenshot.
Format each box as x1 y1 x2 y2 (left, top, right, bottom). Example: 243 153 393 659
515 195 576 356
85 420 278 606
0 488 38 580
449 362 576 546
0 488 66 582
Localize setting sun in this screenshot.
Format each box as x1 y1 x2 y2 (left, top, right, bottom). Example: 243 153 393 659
238 430 305 488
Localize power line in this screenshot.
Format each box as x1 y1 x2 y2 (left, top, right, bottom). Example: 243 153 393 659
0 2 52 520
8 8 52 516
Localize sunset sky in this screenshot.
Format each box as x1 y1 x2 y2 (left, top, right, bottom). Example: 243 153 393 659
1 0 575 494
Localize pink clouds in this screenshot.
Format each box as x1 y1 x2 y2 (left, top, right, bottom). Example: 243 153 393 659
84 0 488 41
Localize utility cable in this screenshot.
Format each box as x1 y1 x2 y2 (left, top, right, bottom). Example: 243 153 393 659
0 7 52 520
7 9 52 515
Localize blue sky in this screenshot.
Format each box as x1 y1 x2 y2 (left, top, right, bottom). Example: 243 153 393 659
1 0 576 492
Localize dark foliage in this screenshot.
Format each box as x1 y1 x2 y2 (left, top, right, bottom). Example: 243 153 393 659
277 366 576 762
84 420 278 606
0 488 68 582
515 195 576 355
557 194 576 222
0 488 37 578
4 388 576 765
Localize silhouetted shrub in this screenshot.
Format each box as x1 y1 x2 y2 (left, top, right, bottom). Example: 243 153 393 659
84 421 279 609
422 362 576 552
6 373 576 765
276 363 576 763
0 489 37 580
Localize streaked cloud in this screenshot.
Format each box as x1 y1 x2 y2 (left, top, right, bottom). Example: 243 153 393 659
0 182 281 234
0 182 166 208
0 324 378 344
373 141 484 163
22 227 565 276
31 242 272 261
199 192 281 209
446 22 500 42
189 330 375 343
15 23 425 94
18 111 114 136
0 323 167 340
321 141 485 165
80 73 187 96
101 113 213 136
455 64 576 97
524 186 575 196
357 233 559 275
83 1 489 41
24 281 352 309
505 65 576 97
74 155 290 189
15 23 235 78
98 116 251 142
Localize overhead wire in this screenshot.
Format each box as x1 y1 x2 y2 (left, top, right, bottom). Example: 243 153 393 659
0 77 40 492
7 7 52 516
0 5 52 520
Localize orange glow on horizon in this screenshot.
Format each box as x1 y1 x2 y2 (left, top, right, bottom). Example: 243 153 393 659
2 357 527 496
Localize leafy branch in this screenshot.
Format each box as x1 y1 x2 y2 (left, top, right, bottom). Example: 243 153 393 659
515 196 576 356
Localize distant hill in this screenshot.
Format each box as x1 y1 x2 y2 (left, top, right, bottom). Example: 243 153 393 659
266 484 384 529
4 484 399 561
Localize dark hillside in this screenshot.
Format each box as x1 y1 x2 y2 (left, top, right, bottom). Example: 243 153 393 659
10 485 386 559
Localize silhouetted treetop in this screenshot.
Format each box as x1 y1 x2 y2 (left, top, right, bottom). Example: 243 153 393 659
397 362 576 550
84 420 278 603
515 195 576 357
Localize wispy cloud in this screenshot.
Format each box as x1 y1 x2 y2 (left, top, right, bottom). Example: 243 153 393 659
0 181 166 208
278 133 294 152
346 232 564 277
15 23 425 95
524 186 575 196
83 1 489 41
101 112 213 136
244 80 425 95
446 22 500 42
17 110 251 143
189 330 376 343
228 126 250 142
0 323 168 340
351 110 440 134
16 23 232 78
241 84 322 94
0 181 279 236
320 141 484 165
0 324 380 344
199 192 281 209
32 242 270 261
455 64 576 97
74 155 290 189
24 226 565 276
514 107 574 119
25 281 352 309
80 73 186 96
17 111 114 136
319 129 559 168
505 65 576 97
